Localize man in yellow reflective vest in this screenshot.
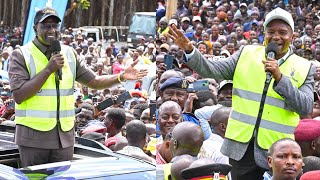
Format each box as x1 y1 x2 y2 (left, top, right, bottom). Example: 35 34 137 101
9 7 147 167
167 8 315 180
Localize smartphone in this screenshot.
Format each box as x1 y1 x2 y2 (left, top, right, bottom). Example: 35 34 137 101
149 100 156 122
92 97 98 104
207 7 214 12
115 91 132 104
186 80 209 93
164 54 174 70
96 98 114 111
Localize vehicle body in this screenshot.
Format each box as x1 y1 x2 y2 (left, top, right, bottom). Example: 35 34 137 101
0 125 155 180
127 12 156 48
72 26 128 49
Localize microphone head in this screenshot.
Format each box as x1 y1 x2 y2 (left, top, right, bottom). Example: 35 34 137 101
266 42 278 56
51 40 61 52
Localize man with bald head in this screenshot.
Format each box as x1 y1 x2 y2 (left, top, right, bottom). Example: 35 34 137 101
158 101 182 141
117 120 154 163
198 106 231 164
169 121 204 158
170 155 197 180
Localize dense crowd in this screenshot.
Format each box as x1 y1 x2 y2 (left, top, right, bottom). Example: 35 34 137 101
155 0 320 180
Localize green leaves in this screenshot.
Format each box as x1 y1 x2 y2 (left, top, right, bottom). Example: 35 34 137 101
78 0 91 10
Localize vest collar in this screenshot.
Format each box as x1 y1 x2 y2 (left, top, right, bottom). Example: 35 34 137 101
32 37 48 55
278 48 292 62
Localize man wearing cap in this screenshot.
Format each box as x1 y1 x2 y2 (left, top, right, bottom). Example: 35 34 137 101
143 43 156 62
158 17 169 36
235 3 250 25
192 16 202 30
9 7 147 167
294 119 320 157
180 16 192 34
243 20 259 40
168 7 315 179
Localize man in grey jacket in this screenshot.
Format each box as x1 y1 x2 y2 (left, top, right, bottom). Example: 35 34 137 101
167 8 315 180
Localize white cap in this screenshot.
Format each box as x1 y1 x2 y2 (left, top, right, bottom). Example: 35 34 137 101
263 7 294 32
192 16 202 22
219 80 233 91
181 16 190 22
221 50 231 57
169 19 178 26
239 3 247 8
148 43 155 48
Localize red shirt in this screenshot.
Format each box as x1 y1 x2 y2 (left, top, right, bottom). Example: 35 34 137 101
112 62 124 75
156 144 167 164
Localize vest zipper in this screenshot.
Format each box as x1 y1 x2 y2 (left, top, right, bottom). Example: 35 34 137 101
252 77 271 141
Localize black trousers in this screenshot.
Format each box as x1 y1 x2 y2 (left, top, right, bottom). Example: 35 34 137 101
229 140 267 180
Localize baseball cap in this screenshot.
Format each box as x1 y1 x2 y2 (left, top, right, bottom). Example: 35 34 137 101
263 7 294 32
221 50 231 57
234 13 242 21
240 3 247 8
181 16 190 22
192 16 202 22
169 19 178 26
251 20 259 25
160 43 170 51
34 7 61 25
148 43 155 49
160 77 189 91
219 80 233 93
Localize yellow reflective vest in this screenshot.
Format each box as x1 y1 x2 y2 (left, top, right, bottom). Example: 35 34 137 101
163 163 172 180
225 45 311 150
15 42 76 132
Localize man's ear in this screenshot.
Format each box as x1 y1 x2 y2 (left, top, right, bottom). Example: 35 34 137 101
220 123 226 132
173 140 178 150
267 156 272 169
165 140 170 148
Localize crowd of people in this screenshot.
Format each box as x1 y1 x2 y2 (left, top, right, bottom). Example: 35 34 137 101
155 0 320 179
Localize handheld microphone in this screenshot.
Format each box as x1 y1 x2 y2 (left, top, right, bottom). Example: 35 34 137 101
51 40 62 80
265 42 278 81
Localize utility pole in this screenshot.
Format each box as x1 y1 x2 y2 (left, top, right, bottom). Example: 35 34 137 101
165 0 177 19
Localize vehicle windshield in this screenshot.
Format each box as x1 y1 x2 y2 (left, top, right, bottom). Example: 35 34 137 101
129 14 156 35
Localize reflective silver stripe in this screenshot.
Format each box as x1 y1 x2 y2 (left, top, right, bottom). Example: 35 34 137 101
15 109 75 118
20 44 36 78
37 89 74 96
230 110 296 134
233 88 290 111
28 55 37 78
